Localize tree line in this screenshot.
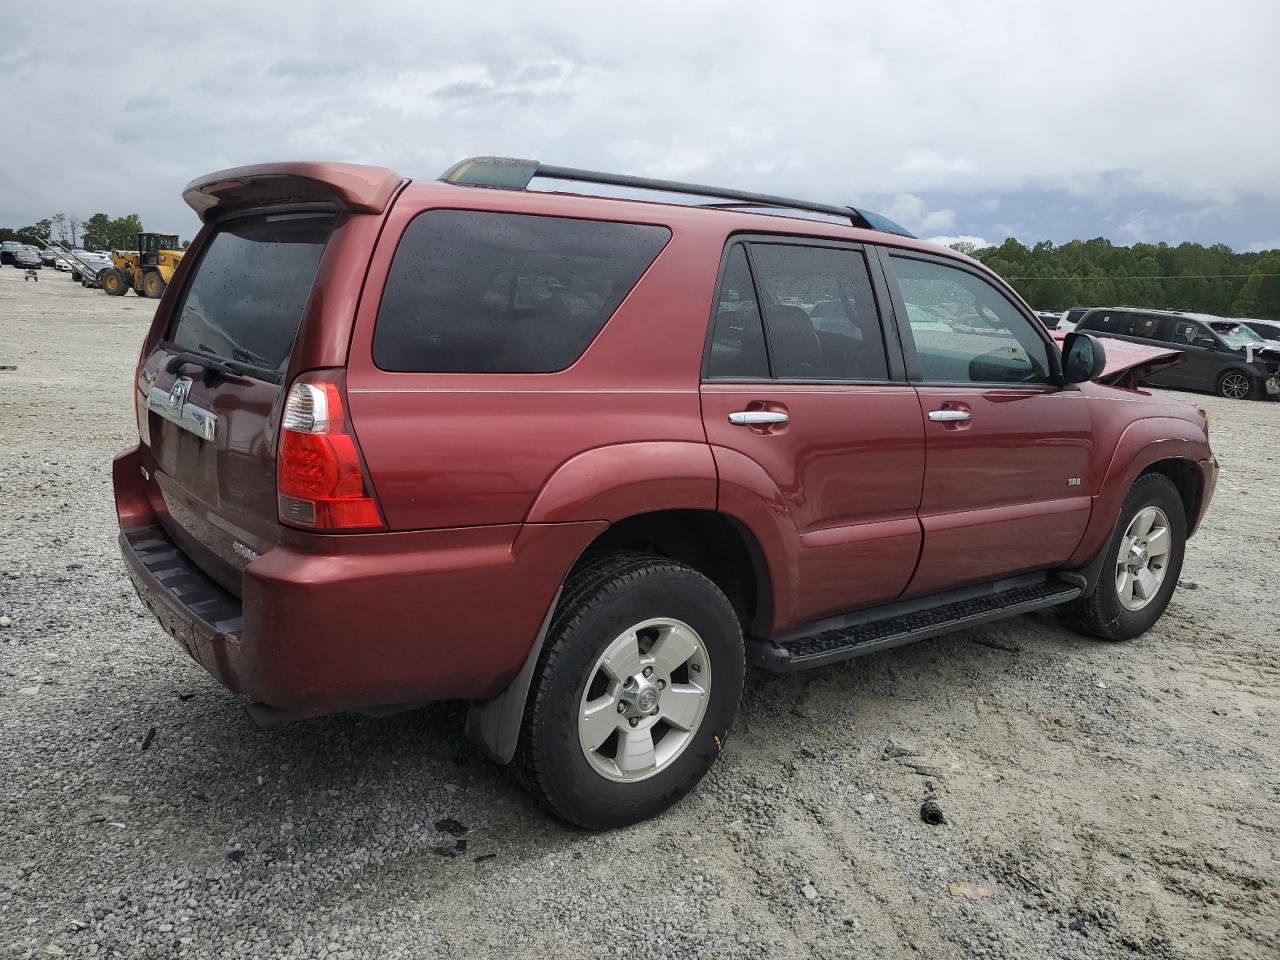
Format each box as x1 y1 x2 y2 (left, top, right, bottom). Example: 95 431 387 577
0 212 172 252
956 237 1280 320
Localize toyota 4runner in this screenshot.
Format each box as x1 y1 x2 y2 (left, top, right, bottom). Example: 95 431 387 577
115 158 1217 828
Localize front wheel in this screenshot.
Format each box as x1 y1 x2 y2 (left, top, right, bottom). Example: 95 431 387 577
1217 369 1257 400
101 268 127 296
1069 473 1186 641
515 552 744 829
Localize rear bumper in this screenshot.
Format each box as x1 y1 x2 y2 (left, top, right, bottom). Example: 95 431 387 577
115 447 604 714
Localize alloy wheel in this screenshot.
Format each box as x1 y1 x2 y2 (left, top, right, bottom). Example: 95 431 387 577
1219 372 1250 399
577 617 711 783
1115 506 1172 611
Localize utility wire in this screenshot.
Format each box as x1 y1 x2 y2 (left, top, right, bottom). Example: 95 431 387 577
1004 274 1279 281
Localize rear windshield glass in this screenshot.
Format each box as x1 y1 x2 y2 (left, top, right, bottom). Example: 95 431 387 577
373 210 670 373
167 212 335 378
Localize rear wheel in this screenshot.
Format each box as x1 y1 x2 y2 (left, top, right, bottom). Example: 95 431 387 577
101 268 126 296
1069 473 1186 641
142 270 165 298
514 552 744 829
1217 369 1257 400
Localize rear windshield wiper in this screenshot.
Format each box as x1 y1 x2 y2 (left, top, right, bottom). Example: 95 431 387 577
165 349 275 382
170 350 257 378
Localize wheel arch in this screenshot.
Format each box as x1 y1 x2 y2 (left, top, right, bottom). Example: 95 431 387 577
1068 416 1211 569
467 506 773 765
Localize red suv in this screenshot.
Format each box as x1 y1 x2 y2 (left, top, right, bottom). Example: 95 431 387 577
115 157 1217 828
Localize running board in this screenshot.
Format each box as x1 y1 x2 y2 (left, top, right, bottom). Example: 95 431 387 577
749 574 1081 672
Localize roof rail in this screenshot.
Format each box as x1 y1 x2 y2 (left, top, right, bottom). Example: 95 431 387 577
438 156 915 238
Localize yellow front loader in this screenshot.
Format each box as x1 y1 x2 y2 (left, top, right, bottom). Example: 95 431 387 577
101 232 184 298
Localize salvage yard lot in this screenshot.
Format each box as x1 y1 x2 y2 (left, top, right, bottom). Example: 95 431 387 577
1 267 1277 960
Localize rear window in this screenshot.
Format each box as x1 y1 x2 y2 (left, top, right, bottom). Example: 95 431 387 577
373 211 670 373
167 212 335 379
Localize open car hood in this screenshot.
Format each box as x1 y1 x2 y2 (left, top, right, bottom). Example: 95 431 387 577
1051 332 1184 387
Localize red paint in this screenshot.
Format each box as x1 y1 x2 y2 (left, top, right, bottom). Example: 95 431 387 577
907 385 1094 595
115 161 1218 715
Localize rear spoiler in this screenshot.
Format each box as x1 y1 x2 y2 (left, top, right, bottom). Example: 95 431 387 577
183 162 407 222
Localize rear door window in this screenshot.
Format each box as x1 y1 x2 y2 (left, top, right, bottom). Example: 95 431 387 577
706 246 769 379
1130 314 1165 341
747 243 888 380
373 211 670 373
167 212 335 380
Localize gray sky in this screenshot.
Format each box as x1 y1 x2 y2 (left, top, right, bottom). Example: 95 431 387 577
3 1 1278 250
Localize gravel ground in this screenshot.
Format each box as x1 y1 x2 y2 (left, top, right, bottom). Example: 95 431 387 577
1 265 1278 960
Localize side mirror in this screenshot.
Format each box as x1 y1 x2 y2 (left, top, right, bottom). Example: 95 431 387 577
1062 332 1107 383
1194 337 1217 350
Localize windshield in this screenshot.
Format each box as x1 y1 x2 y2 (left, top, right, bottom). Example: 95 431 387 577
1212 322 1267 348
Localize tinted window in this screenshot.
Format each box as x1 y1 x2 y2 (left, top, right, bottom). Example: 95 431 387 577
374 211 670 373
1082 311 1133 335
1129 314 1164 341
168 213 335 378
891 256 1051 384
706 246 768 379
749 244 887 380
1169 320 1209 346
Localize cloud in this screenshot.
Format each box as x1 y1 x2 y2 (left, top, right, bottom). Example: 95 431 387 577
1245 240 1280 253
928 235 993 250
880 194 957 235
0 0 1276 251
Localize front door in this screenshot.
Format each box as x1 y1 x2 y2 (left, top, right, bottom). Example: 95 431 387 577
700 239 925 630
881 251 1093 597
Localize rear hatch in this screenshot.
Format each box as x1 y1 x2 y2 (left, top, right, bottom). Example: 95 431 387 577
136 212 336 594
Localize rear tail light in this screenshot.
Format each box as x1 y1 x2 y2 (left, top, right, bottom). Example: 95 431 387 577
278 371 385 531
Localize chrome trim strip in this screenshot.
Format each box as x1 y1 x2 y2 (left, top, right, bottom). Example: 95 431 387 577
147 383 218 442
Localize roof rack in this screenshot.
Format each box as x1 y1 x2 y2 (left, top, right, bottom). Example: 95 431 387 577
438 156 915 238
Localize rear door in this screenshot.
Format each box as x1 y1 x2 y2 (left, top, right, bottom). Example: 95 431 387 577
700 238 925 627
136 211 336 594
880 250 1093 597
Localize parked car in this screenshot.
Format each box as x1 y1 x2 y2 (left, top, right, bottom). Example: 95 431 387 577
13 247 41 269
1075 307 1280 400
115 158 1217 828
1035 310 1061 329
0 240 21 264
69 251 113 285
1237 317 1280 341
1057 307 1090 332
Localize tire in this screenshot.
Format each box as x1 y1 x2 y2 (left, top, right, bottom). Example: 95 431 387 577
1069 473 1186 641
514 552 745 829
101 268 127 296
1217 369 1258 400
70 269 81 282
142 270 165 298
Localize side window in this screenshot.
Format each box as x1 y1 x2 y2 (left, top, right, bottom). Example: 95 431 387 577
1169 321 1203 346
1130 314 1163 340
705 246 768 379
1086 311 1132 335
373 211 670 373
747 244 888 380
890 255 1051 384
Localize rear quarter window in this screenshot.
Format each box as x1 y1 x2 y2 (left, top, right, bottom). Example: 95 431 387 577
372 211 670 373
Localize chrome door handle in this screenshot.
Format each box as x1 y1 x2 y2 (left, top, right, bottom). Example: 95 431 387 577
728 411 789 426
928 409 971 422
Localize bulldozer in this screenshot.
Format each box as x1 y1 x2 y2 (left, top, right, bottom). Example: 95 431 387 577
101 232 184 298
